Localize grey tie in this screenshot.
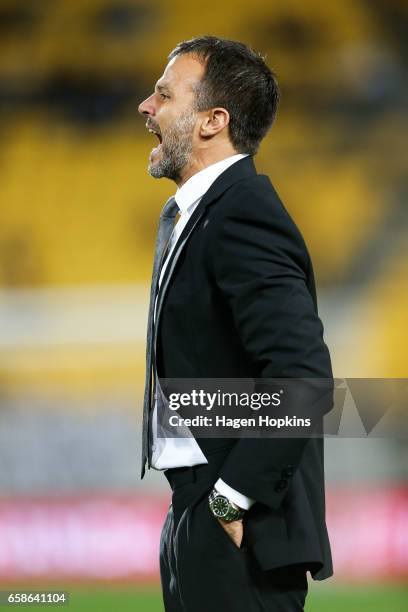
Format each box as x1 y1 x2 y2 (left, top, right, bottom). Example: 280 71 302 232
141 196 179 477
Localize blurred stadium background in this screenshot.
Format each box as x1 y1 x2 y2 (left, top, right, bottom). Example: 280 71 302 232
0 0 407 610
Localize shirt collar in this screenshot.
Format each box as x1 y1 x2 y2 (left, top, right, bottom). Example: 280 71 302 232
174 153 249 214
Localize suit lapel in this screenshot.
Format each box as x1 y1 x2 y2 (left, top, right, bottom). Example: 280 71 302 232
154 156 257 336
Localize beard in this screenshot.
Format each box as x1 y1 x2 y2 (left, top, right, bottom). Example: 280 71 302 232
148 110 196 182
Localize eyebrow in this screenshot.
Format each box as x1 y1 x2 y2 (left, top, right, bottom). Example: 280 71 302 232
155 83 172 94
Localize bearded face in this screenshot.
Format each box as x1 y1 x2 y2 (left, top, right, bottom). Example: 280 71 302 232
146 110 197 183
138 54 206 185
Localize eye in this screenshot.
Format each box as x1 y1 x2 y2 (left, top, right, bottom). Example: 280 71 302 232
159 93 170 100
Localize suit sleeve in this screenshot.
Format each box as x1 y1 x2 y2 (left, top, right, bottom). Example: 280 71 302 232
211 183 333 509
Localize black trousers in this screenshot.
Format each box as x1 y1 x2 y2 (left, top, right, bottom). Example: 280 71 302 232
159 452 308 612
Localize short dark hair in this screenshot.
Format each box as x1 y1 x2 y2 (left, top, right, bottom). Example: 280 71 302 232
168 35 280 156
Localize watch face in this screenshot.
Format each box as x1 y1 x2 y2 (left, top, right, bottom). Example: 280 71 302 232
212 495 229 518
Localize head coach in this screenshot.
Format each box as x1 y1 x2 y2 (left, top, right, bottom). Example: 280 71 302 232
138 35 333 611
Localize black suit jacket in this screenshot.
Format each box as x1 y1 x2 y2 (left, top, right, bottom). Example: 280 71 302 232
155 156 333 580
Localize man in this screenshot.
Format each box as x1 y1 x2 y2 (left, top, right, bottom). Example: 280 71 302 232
139 36 333 611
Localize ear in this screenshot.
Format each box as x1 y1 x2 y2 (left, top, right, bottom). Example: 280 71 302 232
199 108 230 138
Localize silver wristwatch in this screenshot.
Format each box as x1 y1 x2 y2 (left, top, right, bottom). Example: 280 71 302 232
208 488 245 522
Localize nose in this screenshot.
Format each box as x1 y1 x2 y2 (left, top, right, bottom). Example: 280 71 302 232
138 94 155 116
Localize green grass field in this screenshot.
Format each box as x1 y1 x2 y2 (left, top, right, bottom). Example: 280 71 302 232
8 585 407 611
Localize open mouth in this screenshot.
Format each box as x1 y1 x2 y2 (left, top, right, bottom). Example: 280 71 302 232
148 127 162 145
146 122 164 163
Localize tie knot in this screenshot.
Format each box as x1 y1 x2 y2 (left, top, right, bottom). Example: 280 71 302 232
161 196 179 219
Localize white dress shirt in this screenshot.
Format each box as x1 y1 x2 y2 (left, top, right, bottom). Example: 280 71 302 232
151 153 254 510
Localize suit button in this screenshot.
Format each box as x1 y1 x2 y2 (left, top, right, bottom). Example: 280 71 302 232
275 479 288 492
283 465 294 478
